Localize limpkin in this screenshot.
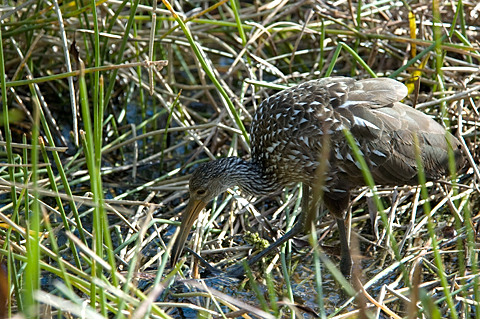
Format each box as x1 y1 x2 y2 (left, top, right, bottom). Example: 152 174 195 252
170 77 464 276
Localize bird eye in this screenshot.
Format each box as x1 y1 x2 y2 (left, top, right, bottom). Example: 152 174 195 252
196 189 206 195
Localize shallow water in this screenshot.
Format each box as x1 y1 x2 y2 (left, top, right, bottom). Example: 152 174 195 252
166 249 403 318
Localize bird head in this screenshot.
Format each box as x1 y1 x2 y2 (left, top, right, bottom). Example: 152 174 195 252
170 158 243 267
188 160 235 203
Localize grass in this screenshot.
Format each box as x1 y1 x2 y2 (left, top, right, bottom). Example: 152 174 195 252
0 0 479 318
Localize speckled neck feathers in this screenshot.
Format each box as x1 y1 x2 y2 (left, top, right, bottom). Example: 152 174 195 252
189 157 280 199
226 158 281 195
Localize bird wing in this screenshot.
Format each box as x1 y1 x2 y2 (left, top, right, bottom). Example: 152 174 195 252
328 78 463 187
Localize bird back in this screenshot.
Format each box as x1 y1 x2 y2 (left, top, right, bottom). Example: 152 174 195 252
250 77 464 194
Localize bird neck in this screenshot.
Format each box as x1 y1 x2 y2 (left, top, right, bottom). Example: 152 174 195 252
227 157 280 196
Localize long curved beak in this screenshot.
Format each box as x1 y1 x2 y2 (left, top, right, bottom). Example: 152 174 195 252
170 199 207 267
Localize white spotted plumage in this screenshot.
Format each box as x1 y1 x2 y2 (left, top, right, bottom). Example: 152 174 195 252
247 77 464 198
